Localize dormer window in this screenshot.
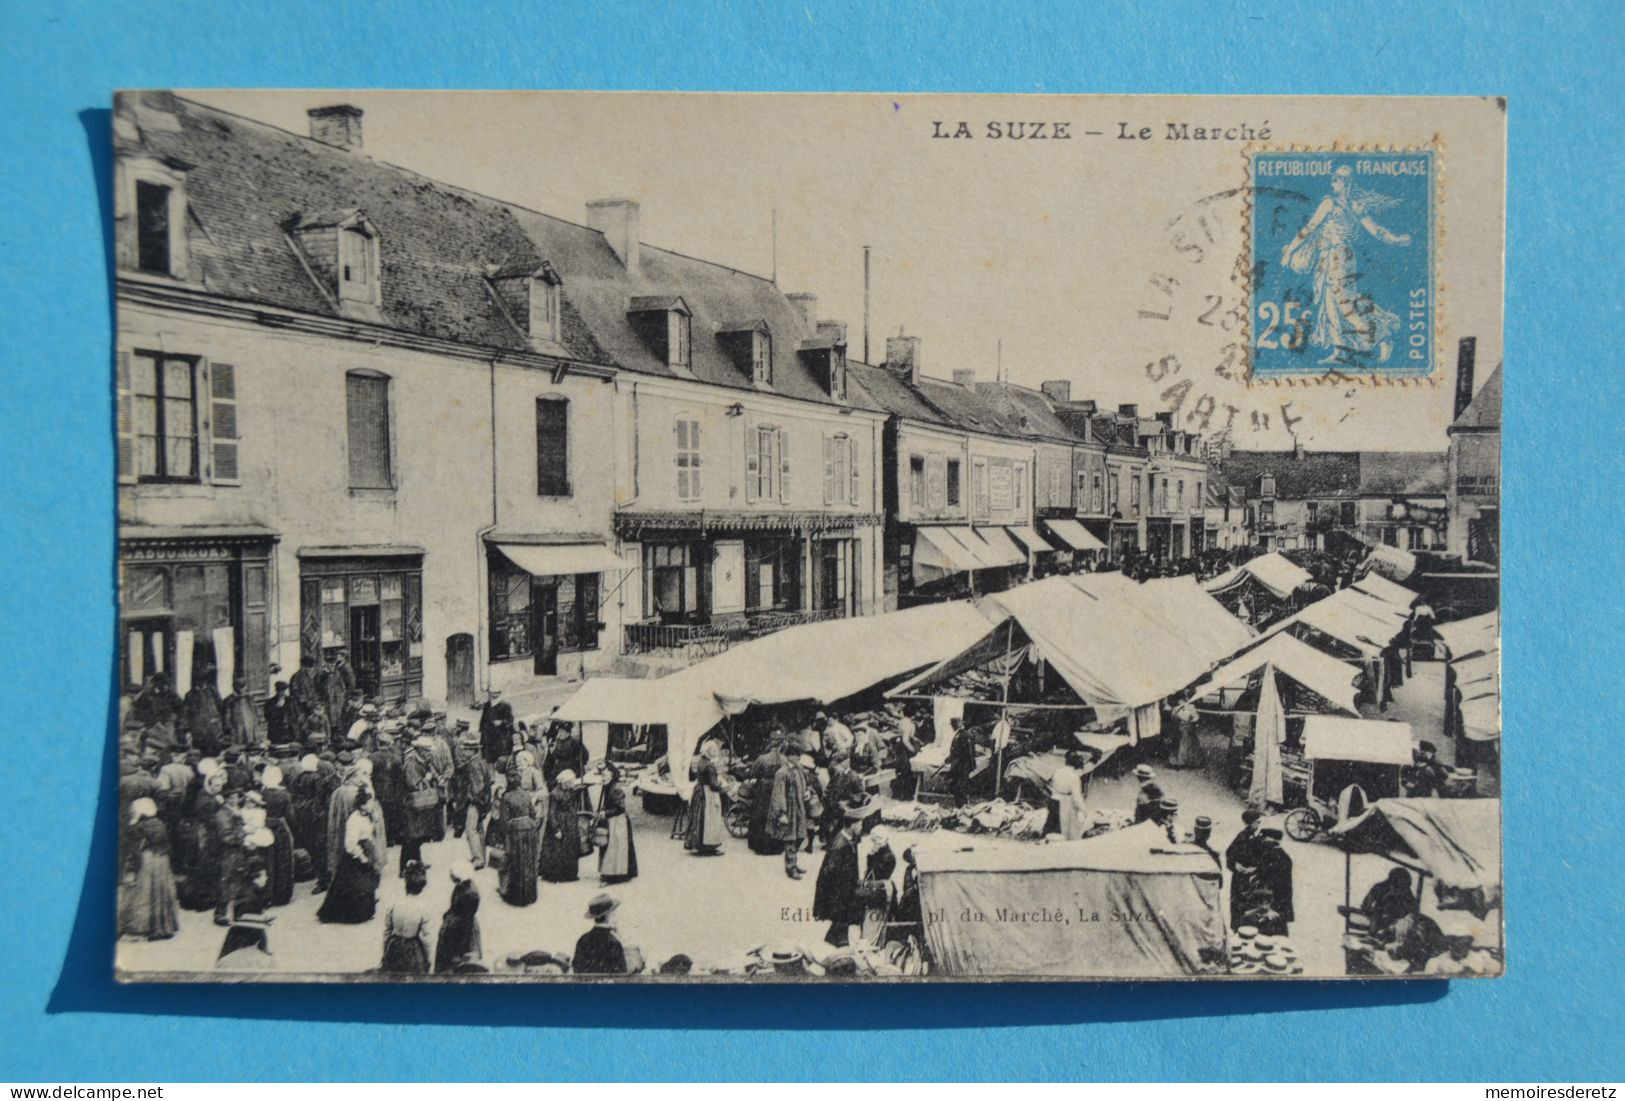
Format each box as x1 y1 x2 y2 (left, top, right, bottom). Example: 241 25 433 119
338 223 379 305
530 272 562 344
752 331 772 385
797 332 848 402
288 209 382 320
669 311 691 371
119 155 192 279
831 345 847 401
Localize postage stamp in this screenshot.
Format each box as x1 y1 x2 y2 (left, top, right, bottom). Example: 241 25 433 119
1248 149 1437 378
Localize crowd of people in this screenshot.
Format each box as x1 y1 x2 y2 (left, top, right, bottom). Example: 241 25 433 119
117 667 648 976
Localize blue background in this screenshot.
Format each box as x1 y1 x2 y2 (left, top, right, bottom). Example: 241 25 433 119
1 0 1620 1083
1252 151 1434 376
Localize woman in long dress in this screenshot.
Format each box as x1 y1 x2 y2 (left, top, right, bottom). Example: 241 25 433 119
379 861 432 973
119 797 179 940
317 787 381 924
539 771 588 883
1168 703 1206 771
595 764 638 884
496 774 541 906
1280 165 1412 365
1047 751 1089 840
435 863 484 973
684 747 726 856
258 767 296 906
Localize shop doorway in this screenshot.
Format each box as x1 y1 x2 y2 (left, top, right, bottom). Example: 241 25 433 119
445 633 475 709
349 605 381 696
532 582 559 676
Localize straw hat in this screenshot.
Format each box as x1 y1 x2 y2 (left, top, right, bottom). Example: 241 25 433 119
585 894 619 922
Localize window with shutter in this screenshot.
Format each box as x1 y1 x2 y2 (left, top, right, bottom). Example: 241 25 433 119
822 436 836 504
745 428 762 502
777 428 790 503
345 372 392 489
675 416 702 500
536 397 570 496
210 362 241 484
909 456 926 508
130 351 200 483
945 459 961 508
848 436 859 504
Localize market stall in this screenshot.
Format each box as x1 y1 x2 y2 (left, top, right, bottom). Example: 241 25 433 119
915 821 1226 977
1282 717 1412 839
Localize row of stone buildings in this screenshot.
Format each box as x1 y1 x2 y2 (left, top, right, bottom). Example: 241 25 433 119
114 92 1213 708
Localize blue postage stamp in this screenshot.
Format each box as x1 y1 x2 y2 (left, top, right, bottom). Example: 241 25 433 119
1249 148 1436 377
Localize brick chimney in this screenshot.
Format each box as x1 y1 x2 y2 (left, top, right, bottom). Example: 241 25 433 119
1453 337 1478 420
953 369 977 388
1040 380 1071 403
786 293 818 331
308 105 363 151
886 332 921 386
816 319 847 346
1118 403 1139 418
586 199 641 271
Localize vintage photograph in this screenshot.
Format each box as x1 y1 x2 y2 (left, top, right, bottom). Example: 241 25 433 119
110 90 1504 981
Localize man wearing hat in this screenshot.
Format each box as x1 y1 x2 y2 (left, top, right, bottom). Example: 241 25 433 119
264 681 297 747
289 654 326 738
768 748 812 879
1152 795 1180 841
572 894 632 975
1132 765 1160 823
221 674 263 750
478 689 514 764
454 723 495 867
1190 815 1221 867
1403 741 1449 798
814 794 880 947
184 669 226 758
945 716 979 808
747 728 791 856
347 703 380 752
400 734 443 874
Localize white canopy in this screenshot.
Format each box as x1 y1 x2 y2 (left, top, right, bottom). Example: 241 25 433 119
1301 717 1414 765
1262 588 1407 655
1352 572 1420 609
1187 633 1361 715
897 574 1249 715
1362 543 1418 581
1044 518 1106 553
914 526 986 578
492 539 628 577
1436 612 1499 659
968 526 1025 569
552 675 723 738
1205 552 1312 600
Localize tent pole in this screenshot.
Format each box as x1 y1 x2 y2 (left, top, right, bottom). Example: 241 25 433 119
994 619 1013 796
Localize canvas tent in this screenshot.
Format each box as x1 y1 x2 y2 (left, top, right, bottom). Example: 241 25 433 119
1187 632 1361 715
1329 798 1501 893
1301 717 1414 766
915 821 1225 977
1435 612 1499 659
552 675 725 756
1261 587 1408 656
1351 572 1420 609
894 576 1250 734
1362 543 1418 581
1231 552 1314 600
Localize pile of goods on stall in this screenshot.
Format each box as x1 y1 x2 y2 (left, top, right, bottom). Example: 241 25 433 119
877 798 1134 842
1229 925 1305 976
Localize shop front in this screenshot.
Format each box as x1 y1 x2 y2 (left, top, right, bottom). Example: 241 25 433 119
486 537 627 678
119 525 278 700
298 547 424 703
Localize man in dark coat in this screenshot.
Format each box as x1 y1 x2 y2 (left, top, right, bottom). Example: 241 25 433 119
746 731 790 855
289 655 326 737
370 730 407 847
946 718 979 807
221 674 262 749
544 726 589 788
1250 828 1295 935
133 673 185 752
264 681 297 747
319 655 349 736
478 689 515 764
184 674 226 758
573 894 632 975
400 736 441 873
769 752 811 879
455 726 495 868
813 795 878 947
1224 808 1265 925
822 755 864 846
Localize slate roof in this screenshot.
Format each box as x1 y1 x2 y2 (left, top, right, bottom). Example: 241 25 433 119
1452 365 1502 431
117 91 872 410
847 363 952 427
1221 450 1446 498
974 381 1081 444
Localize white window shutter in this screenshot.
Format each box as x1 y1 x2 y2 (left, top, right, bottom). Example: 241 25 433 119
210 362 241 485
822 436 834 504
675 419 687 499
745 428 760 502
115 350 136 484
691 420 702 498
778 428 790 503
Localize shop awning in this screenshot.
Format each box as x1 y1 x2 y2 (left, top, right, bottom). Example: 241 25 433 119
491 540 627 577
1044 518 1106 553
1005 526 1055 555
969 526 1026 569
553 675 724 742
1234 552 1314 600
914 526 985 577
1301 717 1414 765
1436 612 1499 659
1460 692 1501 742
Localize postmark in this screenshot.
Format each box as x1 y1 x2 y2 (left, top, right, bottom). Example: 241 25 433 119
1247 147 1438 378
